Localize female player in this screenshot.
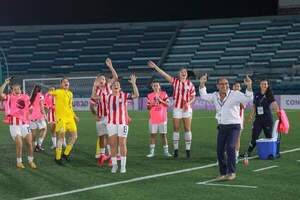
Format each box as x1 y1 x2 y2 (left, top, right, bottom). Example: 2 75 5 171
148 61 196 158
90 58 118 165
0 78 37 169
29 85 47 151
146 81 171 158
107 74 139 173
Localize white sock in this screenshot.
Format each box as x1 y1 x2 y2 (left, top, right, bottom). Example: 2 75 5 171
17 157 22 163
111 157 117 166
63 137 67 146
185 131 192 150
163 145 169 153
100 148 106 154
28 156 34 162
52 137 57 147
149 144 155 154
121 156 127 168
34 141 37 147
38 137 44 146
173 132 180 150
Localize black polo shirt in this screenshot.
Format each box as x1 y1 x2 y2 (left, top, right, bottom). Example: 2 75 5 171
253 92 275 120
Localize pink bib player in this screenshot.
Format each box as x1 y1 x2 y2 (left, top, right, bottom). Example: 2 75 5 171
30 92 45 121
147 91 168 124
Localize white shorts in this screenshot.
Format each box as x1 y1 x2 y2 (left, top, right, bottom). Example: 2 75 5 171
30 119 47 130
173 108 193 119
96 117 108 136
107 124 129 138
9 124 31 140
149 121 167 134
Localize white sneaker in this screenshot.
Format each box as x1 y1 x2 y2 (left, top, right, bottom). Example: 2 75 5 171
164 152 172 157
111 165 118 173
120 167 126 173
146 153 155 158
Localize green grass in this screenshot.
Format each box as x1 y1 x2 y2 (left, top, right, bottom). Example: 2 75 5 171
0 110 299 200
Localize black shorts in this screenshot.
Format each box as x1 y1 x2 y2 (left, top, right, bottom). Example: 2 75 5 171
252 118 273 138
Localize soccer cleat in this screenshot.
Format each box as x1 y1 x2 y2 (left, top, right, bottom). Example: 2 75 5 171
164 152 172 157
111 165 118 173
36 145 45 151
98 154 106 166
120 167 126 173
186 150 191 159
216 175 227 181
62 154 70 162
17 162 25 169
146 153 155 158
50 145 56 150
34 146 40 152
28 161 37 169
54 158 63 165
226 173 236 181
173 149 178 158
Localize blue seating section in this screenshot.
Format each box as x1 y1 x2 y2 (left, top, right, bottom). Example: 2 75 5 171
1 16 300 96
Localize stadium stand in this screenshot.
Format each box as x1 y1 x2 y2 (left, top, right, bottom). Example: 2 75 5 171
0 15 300 96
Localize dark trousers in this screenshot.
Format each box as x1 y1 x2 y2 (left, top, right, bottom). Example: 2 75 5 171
248 118 273 153
217 124 241 175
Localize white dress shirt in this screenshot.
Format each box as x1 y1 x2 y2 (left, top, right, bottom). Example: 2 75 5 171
199 87 253 125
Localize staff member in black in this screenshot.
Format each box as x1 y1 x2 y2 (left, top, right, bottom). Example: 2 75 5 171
199 74 253 181
245 79 280 156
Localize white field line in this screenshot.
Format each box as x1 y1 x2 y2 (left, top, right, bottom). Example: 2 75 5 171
200 183 257 189
253 165 278 172
23 147 300 200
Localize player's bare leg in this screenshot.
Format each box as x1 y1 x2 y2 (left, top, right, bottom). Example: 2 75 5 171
25 133 36 169
173 118 181 158
119 136 127 173
161 134 171 157
147 134 156 158
183 117 192 158
109 135 118 173
15 135 24 169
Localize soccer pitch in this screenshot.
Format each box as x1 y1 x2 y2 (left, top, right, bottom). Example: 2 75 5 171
0 110 299 200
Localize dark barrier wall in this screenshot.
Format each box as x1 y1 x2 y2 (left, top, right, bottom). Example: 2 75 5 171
0 0 278 26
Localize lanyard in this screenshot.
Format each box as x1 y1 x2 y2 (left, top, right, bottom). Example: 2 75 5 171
217 90 231 108
257 95 265 106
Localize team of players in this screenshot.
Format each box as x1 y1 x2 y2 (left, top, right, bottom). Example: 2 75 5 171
1 58 271 174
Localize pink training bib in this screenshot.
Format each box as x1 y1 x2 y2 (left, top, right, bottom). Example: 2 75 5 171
30 92 45 120
5 93 30 123
148 91 168 124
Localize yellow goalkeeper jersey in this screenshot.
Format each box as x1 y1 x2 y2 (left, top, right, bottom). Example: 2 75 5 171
49 89 75 121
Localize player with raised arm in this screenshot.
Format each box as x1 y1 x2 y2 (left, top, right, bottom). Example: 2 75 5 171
148 61 196 158
107 74 139 173
0 78 37 169
90 58 118 166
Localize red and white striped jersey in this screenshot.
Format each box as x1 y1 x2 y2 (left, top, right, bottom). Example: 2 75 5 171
107 92 130 125
90 83 112 118
171 77 196 109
